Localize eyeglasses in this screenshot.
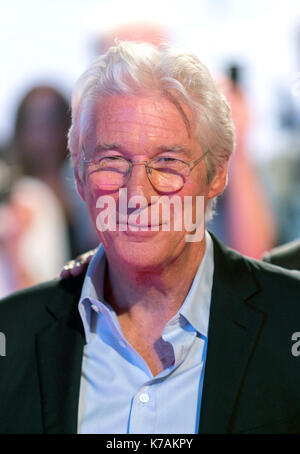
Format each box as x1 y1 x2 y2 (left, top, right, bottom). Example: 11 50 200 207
81 148 210 193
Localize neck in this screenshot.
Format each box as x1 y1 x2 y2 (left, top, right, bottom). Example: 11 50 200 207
104 235 207 328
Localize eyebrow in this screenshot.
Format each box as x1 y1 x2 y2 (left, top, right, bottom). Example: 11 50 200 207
157 145 190 155
94 143 125 153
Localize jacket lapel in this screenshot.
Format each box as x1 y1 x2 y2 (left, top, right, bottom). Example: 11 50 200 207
36 274 86 434
198 234 266 434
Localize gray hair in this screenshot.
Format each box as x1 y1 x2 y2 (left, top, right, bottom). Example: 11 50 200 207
68 41 235 220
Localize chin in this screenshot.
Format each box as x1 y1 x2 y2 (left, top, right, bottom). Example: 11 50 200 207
101 231 184 272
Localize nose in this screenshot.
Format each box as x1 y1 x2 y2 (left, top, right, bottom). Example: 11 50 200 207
126 161 154 203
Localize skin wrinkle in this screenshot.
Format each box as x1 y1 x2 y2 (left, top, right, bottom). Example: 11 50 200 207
88 146 192 170
93 143 191 157
81 90 192 159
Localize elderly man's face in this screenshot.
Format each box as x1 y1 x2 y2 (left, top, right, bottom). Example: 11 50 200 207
76 94 227 271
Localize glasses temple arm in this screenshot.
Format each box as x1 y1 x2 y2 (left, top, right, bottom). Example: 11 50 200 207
190 149 210 170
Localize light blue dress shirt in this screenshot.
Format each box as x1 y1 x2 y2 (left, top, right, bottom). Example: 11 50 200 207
77 231 214 434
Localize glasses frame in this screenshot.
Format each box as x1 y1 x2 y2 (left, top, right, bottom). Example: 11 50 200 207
80 147 210 191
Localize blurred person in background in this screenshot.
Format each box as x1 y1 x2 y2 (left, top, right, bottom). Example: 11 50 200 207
0 86 71 295
262 22 300 246
0 166 68 297
12 86 70 198
0 160 20 296
209 64 277 258
92 21 169 55
11 85 99 257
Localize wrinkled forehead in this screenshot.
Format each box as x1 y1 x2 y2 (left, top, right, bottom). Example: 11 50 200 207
80 93 196 149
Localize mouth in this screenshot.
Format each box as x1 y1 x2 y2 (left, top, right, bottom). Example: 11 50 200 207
117 222 163 228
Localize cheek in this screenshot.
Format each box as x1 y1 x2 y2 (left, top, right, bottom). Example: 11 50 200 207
180 175 209 199
85 182 126 240
83 180 112 222
84 172 117 203
177 177 208 228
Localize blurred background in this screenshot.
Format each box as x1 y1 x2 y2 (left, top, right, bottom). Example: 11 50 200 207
0 0 299 296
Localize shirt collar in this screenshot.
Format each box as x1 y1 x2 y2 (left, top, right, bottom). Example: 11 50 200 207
177 230 214 337
78 230 214 342
78 243 107 341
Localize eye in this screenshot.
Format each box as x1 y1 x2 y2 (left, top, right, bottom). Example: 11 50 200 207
96 154 123 160
156 156 179 163
103 156 123 161
90 155 125 165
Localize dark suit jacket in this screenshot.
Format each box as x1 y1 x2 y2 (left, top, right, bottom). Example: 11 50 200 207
263 239 300 271
1 234 300 434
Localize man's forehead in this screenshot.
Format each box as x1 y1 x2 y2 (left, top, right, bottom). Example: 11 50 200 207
93 94 193 136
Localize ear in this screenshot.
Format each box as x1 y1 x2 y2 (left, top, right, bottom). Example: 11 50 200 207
207 160 229 200
74 166 86 202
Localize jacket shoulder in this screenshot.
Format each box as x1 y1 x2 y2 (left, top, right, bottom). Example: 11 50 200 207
0 280 60 320
0 274 85 330
263 239 300 271
210 231 300 301
0 278 61 304
247 254 300 291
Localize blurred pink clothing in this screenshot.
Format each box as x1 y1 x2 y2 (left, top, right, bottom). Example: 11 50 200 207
219 79 276 258
0 177 69 297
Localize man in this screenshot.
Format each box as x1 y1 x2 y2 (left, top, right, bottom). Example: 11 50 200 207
1 41 300 434
263 239 300 271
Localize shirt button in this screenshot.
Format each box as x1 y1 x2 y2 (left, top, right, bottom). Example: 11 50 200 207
139 393 149 403
91 304 99 313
